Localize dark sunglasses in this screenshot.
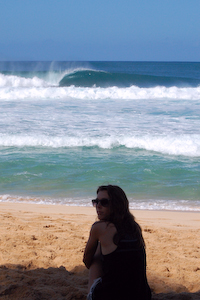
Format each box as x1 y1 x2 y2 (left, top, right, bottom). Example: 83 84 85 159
92 198 110 207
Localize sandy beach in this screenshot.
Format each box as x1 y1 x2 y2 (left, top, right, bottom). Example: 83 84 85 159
0 202 200 300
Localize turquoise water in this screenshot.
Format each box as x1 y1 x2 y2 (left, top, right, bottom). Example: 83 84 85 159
0 61 200 211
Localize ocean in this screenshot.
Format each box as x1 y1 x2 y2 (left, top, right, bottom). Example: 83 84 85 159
0 61 200 211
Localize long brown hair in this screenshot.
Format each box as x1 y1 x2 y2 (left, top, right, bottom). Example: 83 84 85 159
97 185 144 247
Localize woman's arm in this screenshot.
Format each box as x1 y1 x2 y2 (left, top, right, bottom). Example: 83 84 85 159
83 222 100 269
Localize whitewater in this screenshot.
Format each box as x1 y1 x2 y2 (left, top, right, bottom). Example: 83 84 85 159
0 61 200 211
1 71 200 100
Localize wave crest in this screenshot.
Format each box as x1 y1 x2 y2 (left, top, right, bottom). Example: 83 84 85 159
0 134 199 157
59 69 200 88
2 67 199 89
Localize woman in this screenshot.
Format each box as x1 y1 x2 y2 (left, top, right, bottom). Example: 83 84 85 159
83 185 151 300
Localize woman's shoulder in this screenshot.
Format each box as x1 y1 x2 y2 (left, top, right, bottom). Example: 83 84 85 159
91 221 116 232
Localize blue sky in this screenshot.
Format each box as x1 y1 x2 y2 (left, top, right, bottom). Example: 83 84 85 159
0 0 200 61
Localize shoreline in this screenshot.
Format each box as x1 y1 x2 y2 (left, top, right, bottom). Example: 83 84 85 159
1 195 200 213
0 202 200 299
0 201 199 227
1 200 200 213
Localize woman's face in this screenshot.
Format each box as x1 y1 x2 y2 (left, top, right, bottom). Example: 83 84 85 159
96 190 111 221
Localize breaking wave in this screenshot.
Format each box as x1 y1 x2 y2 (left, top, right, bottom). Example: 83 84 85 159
0 134 200 157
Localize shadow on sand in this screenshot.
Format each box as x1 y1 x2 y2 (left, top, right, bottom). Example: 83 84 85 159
0 264 199 300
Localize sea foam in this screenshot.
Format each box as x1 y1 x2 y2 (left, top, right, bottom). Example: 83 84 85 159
0 85 200 101
0 73 50 88
0 134 199 157
1 194 200 211
1 72 200 101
